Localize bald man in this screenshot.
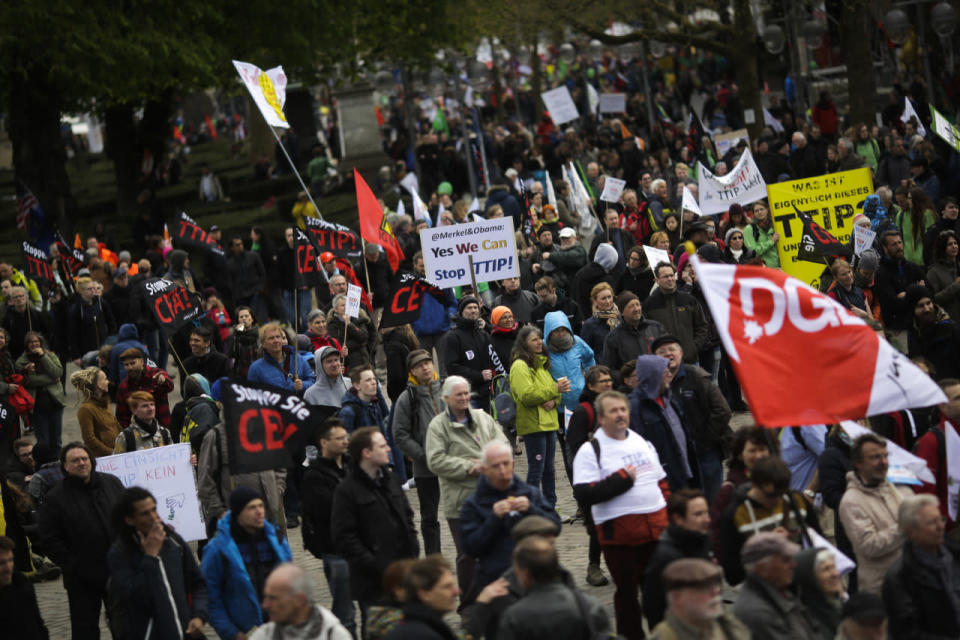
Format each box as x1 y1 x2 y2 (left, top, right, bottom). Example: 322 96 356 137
250 564 351 640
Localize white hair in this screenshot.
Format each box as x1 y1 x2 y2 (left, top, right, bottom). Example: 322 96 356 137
442 375 470 398
899 494 940 535
482 440 513 464
270 563 315 605
651 178 667 192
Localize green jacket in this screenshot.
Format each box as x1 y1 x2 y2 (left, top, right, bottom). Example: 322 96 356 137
509 356 561 437
744 222 780 268
15 351 65 407
425 407 508 518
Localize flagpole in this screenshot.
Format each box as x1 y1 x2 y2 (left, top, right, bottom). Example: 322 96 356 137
268 126 326 221
359 237 374 294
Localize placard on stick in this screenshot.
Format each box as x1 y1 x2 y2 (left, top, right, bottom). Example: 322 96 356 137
600 177 626 203
346 284 362 318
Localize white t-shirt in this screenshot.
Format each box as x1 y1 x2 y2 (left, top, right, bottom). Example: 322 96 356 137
572 429 667 525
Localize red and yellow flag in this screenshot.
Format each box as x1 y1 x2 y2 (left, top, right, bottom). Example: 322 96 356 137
354 169 403 272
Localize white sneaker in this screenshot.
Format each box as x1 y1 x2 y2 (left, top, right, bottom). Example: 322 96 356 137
402 478 417 491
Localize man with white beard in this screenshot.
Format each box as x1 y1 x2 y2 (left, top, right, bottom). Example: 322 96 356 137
650 558 751 639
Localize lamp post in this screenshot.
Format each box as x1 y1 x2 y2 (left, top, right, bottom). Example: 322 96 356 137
885 1 957 104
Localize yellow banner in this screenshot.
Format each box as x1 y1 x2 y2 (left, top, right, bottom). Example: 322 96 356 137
769 168 873 287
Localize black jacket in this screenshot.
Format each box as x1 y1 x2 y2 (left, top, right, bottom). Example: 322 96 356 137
874 255 926 330
383 602 460 640
103 283 135 327
566 387 599 462
628 387 700 492
226 250 266 301
907 312 960 380
600 318 668 374
790 144 820 179
38 470 124 588
670 363 732 455
1 307 50 360
107 528 209 640
441 316 505 401
642 288 709 363
530 297 583 335
67 298 117 359
331 465 419 602
182 350 232 393
301 455 350 557
359 257 393 309
883 540 960 640
0 570 48 640
572 262 617 318
494 289 540 325
643 524 714 627
617 267 655 302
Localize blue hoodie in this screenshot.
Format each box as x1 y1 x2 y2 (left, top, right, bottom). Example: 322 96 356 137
108 323 150 383
544 310 595 412
412 287 457 337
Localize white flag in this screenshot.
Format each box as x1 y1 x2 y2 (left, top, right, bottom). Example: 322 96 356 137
697 149 768 215
586 83 600 118
901 98 927 138
763 108 784 133
406 186 432 227
545 171 557 209
233 60 289 129
681 186 702 217
396 199 406 218
841 420 935 485
948 421 960 521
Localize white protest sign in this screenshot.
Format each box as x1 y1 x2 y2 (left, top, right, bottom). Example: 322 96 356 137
853 225 876 255
932 105 960 153
541 86 580 125
841 420 935 484
681 186 701 216
232 60 289 129
714 129 749 158
901 98 927 137
97 444 206 541
346 284 362 318
697 149 768 215
947 421 960 521
420 217 519 288
643 245 672 269
807 529 856 576
599 93 626 114
599 176 626 203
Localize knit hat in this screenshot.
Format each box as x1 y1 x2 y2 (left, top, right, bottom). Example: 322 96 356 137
615 291 639 315
725 227 744 245
856 248 879 273
490 306 511 327
677 252 691 275
741 532 801 565
594 243 618 271
437 181 453 196
697 244 725 264
457 295 481 315
852 213 870 228
229 487 262 516
406 349 432 371
184 373 211 399
904 283 934 311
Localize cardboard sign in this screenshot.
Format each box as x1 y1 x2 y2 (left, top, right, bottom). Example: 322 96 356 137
541 86 580 125
697 149 767 215
346 283 362 318
221 381 320 474
598 93 626 114
142 277 204 338
599 177 626 203
302 216 362 260
713 129 749 158
643 245 672 270
97 444 206 541
853 225 876 256
21 241 55 287
420 217 519 287
768 168 873 287
175 212 225 257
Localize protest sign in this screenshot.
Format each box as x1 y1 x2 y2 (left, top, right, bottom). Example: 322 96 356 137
793 205 851 265
233 60 289 128
142 277 204 338
346 284 362 318
175 212 225 257
420 217 519 288
598 93 626 114
643 245 672 270
54 232 86 276
841 420 935 484
901 97 926 137
600 177 626 203
697 149 767 215
713 129 749 158
381 271 448 328
221 381 320 474
541 86 580 125
303 211 362 260
768 167 873 287
931 105 960 153
853 225 876 256
681 186 701 216
293 229 323 287
97 444 206 541
808 529 856 575
21 241 54 287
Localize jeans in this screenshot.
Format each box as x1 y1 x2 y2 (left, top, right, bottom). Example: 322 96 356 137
523 431 557 507
282 289 312 332
698 448 724 504
30 407 63 461
602 542 658 640
322 554 357 638
416 476 442 554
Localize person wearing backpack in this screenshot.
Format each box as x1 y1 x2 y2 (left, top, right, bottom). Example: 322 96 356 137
392 349 445 554
113 391 174 453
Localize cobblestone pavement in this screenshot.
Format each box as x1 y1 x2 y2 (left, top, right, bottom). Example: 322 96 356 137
33 363 753 638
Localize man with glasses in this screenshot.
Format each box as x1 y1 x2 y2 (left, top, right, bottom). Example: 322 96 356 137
643 263 708 365
1 286 49 360
0 263 40 310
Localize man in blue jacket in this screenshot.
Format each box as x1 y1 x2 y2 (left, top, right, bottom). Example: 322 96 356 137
201 487 293 640
411 251 457 355
246 323 314 393
460 440 561 591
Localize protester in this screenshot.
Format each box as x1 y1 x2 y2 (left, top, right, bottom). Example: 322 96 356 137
794 548 847 640
115 347 174 428
247 322 315 393
572 244 619 317
326 294 375 371
743 201 780 268
16 332 64 456
304 308 343 354
182 325 231 390
651 558 751 640
226 306 260 380
0 535 48 640
249 564 352 640
441 296 505 409
488 305 520 368
113 391 174 452
304 346 352 409
600 291 667 374
380 555 463 640
906 283 960 379
70 367 123 458
580 282 619 358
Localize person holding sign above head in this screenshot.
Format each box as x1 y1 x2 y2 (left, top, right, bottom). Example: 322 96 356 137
246 322 315 394
326 293 374 372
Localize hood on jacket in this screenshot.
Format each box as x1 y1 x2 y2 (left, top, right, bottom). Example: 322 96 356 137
117 323 139 341
594 243 618 272
305 346 351 406
794 547 843 631
634 355 669 400
543 310 572 344
184 373 211 399
863 195 887 231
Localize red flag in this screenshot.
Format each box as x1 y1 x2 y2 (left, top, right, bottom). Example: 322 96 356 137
693 259 945 427
334 257 373 313
354 168 403 271
205 114 219 141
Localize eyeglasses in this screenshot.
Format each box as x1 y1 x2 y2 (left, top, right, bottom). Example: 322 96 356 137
594 378 613 384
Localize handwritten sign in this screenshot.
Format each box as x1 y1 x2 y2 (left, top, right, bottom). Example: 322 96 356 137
420 217 519 287
346 284 362 318
541 86 580 126
97 444 206 541
643 245 672 269
853 225 876 256
598 93 626 114
697 149 768 215
599 177 626 203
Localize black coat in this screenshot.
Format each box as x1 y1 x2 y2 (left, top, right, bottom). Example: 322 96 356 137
617 267 655 302
441 316 505 401
226 251 266 301
571 262 617 319
103 283 135 328
643 524 714 627
600 318 668 374
359 257 394 309
1 307 51 360
67 298 117 359
0 570 48 640
301 455 350 557
874 255 926 330
883 540 960 640
670 363 732 455
331 465 419 602
907 313 960 380
383 602 460 640
182 350 232 393
38 470 124 588
530 297 583 335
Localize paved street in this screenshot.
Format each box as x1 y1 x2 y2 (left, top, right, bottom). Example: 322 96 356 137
33 363 751 638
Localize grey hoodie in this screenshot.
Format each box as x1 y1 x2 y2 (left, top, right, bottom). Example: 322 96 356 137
304 346 352 407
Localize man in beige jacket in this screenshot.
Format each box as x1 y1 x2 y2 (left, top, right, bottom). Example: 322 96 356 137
839 432 910 593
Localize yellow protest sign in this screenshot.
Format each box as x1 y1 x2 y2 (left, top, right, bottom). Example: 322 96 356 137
768 167 873 287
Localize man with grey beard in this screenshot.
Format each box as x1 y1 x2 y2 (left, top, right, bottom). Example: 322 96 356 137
650 558 751 639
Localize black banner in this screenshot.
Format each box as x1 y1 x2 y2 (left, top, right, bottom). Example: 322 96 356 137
303 216 361 260
21 241 55 287
795 205 851 265
54 232 86 276
294 229 324 287
221 381 320 473
380 270 447 328
142 277 204 337
175 212 225 257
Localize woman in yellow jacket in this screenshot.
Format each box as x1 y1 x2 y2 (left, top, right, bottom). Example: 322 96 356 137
509 325 570 508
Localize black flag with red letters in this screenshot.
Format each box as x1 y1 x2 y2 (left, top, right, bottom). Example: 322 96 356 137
142 277 204 338
293 228 324 287
380 270 447 328
794 204 852 265
174 212 225 257
21 241 55 287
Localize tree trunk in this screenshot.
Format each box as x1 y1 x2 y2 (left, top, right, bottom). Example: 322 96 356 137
104 104 141 217
8 69 71 232
141 89 174 174
841 2 878 126
732 0 765 140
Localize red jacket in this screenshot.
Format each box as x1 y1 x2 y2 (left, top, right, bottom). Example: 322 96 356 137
915 416 954 527
115 366 174 428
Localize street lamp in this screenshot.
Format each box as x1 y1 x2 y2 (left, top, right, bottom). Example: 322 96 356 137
884 8 911 44
932 1 958 37
649 41 667 58
558 43 576 65
589 40 604 63
801 19 827 49
373 70 394 95
762 24 785 55
428 68 446 97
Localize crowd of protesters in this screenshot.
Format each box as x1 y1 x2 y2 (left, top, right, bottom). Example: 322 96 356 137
4 37 960 640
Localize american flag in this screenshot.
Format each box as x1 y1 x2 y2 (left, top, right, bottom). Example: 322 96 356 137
16 185 39 231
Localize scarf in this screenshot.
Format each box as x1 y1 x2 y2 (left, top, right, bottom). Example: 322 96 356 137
592 307 620 330
547 330 574 352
